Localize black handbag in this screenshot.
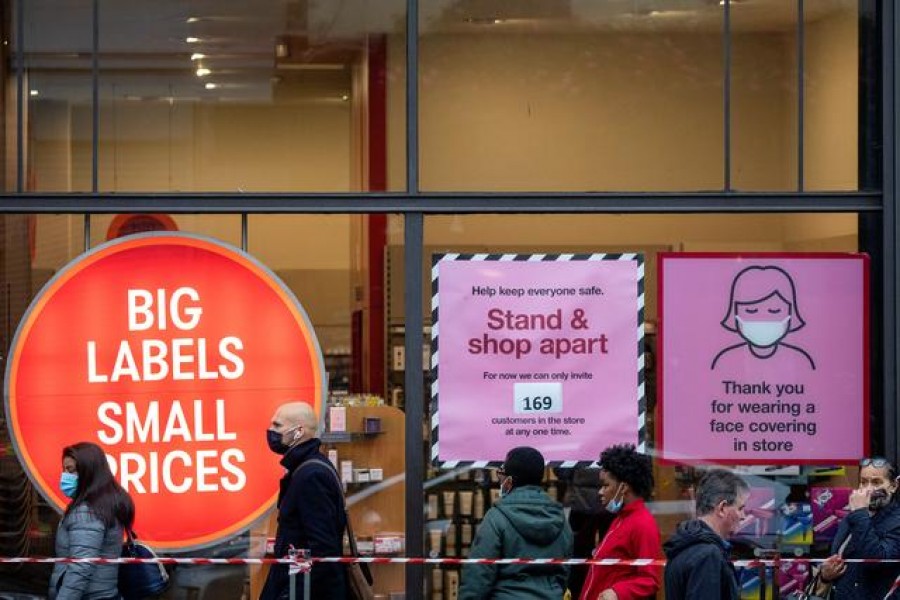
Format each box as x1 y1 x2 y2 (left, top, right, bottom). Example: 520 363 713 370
118 529 170 600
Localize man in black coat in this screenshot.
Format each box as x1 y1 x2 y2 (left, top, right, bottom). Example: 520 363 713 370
663 469 749 600
260 402 347 600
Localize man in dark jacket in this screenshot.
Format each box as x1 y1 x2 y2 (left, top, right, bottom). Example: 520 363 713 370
818 457 900 599
663 469 749 600
460 446 573 600
260 402 347 600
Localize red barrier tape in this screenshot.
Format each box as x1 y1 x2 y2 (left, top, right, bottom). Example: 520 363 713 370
2 556 900 566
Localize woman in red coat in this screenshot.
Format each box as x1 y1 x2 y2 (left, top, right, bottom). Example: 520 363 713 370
579 444 661 600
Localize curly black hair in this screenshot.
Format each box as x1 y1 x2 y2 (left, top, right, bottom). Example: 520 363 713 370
599 444 654 500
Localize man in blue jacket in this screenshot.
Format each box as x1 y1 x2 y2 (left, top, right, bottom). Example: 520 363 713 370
260 402 347 600
663 469 749 600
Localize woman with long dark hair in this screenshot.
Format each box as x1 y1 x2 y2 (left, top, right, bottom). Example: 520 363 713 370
49 442 135 600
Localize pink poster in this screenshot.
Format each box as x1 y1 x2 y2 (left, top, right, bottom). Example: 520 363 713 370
432 254 643 465
659 253 869 464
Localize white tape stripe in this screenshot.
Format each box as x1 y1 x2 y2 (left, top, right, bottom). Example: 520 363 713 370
5 556 897 566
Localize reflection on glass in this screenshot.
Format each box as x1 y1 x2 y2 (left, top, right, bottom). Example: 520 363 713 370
247 214 406 597
0 214 81 592
419 0 725 191
730 0 799 191
92 0 405 192
20 0 93 192
418 212 858 598
89 214 241 249
803 0 858 191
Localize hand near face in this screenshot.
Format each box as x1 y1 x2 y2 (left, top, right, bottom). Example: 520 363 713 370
599 590 619 600
849 487 871 511
819 554 846 582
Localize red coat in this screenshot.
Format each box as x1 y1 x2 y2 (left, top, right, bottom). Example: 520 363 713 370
579 499 662 600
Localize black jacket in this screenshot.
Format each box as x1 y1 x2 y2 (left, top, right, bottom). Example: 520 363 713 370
260 438 347 600
663 519 739 600
830 500 900 599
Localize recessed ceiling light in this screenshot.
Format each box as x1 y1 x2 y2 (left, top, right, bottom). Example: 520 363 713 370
341 94 349 101
196 67 211 77
190 53 206 61
205 83 218 90
464 17 506 25
186 37 200 44
29 90 39 96
186 17 200 23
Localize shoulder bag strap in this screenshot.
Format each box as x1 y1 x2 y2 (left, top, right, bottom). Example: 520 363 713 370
292 458 359 556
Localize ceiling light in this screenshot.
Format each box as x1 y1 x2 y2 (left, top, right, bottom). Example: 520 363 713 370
190 53 206 61
341 94 349 101
29 90 39 97
464 17 506 25
196 67 211 77
186 37 200 44
186 17 200 23
205 83 218 90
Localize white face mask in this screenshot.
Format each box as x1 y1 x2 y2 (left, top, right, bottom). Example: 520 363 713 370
736 316 790 347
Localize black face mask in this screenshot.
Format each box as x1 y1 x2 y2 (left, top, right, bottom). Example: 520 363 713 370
870 488 892 511
266 428 294 455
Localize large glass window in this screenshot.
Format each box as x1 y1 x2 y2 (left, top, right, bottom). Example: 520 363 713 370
416 0 866 192
417 212 860 598
18 0 407 193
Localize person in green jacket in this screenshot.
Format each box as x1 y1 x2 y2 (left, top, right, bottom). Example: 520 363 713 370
460 446 574 600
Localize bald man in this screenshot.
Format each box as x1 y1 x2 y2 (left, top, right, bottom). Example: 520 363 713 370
260 402 347 600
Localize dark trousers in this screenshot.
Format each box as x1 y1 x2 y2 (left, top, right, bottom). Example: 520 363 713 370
567 510 615 598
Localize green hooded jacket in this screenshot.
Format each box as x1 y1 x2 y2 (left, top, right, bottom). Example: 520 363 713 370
459 485 573 600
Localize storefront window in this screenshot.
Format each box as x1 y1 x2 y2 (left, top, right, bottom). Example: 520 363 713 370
416 1 867 193
15 0 406 193
418 212 861 598
17 0 93 192
803 0 859 191
417 0 726 192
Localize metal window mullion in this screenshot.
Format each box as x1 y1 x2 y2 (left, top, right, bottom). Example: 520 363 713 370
404 0 424 599
403 215 425 600
797 0 805 191
884 0 898 460
85 0 100 251
407 0 419 195
723 0 731 191
15 0 24 193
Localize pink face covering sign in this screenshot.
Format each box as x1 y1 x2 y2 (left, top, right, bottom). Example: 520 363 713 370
432 253 644 466
659 253 869 464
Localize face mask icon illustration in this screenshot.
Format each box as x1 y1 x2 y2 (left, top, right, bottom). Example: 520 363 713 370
736 316 790 348
711 265 815 370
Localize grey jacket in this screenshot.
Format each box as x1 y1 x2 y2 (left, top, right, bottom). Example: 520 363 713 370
49 503 123 600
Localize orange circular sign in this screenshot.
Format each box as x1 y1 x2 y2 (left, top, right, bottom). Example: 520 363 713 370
5 233 325 549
